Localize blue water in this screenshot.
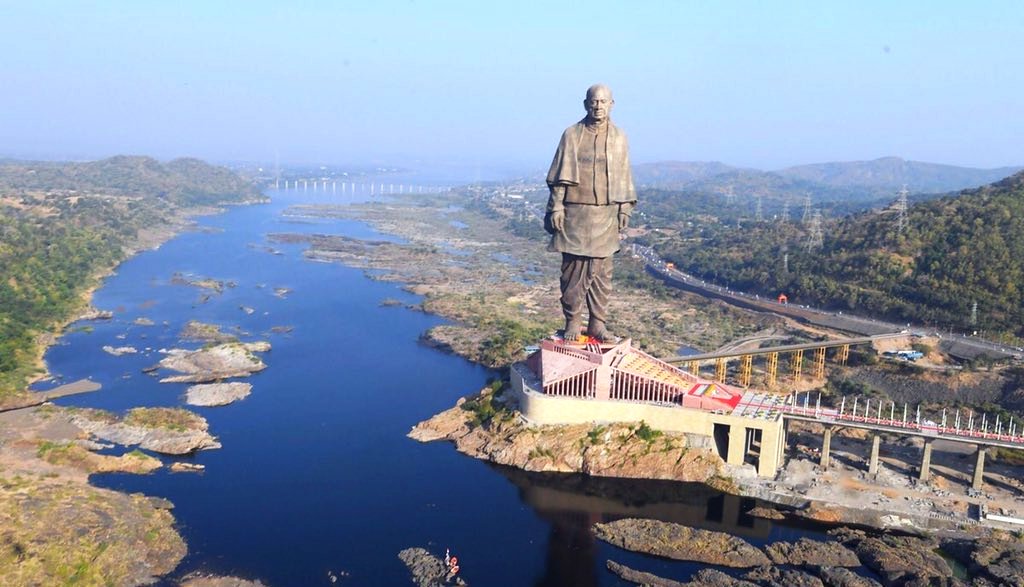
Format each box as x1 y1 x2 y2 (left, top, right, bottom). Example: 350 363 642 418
37 188 836 586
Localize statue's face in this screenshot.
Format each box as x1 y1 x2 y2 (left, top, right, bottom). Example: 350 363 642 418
584 87 613 123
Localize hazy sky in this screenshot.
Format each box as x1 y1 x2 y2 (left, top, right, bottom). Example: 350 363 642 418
2 1 1021 172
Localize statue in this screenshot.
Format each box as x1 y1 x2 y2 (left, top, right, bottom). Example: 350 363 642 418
544 84 636 342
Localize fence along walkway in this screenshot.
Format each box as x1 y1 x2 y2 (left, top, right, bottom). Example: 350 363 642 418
783 391 1024 450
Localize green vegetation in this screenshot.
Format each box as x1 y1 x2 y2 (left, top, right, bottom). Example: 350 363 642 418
461 386 512 428
0 156 261 399
123 407 205 432
652 171 1024 340
633 421 663 443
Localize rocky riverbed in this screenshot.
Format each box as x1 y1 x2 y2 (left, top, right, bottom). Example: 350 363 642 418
158 341 268 383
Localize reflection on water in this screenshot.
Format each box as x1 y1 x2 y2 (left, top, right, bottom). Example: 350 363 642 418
498 467 835 586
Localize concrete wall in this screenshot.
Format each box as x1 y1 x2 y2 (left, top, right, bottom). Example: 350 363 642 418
512 363 784 477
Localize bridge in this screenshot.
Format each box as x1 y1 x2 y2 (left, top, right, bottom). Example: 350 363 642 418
272 178 453 195
780 391 1023 490
664 335 904 387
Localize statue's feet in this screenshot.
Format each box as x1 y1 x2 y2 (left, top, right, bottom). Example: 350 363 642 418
562 319 582 342
588 323 616 342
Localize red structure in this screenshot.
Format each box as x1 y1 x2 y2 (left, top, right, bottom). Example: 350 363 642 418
525 338 742 412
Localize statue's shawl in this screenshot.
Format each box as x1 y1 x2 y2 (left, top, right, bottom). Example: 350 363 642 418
546 119 637 204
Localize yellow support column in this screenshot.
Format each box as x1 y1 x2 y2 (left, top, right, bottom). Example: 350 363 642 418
838 344 850 365
765 352 778 387
687 360 699 377
813 347 826 379
715 357 727 382
791 349 804 379
739 354 752 387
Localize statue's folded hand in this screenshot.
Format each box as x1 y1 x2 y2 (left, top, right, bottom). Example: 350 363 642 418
551 209 565 232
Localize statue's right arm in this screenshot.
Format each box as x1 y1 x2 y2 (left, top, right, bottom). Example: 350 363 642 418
547 185 566 232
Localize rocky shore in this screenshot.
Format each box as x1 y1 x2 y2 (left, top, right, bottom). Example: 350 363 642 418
67 407 221 455
409 385 732 489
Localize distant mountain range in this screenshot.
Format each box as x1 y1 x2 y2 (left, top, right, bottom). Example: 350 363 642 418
657 169 1024 337
633 157 1022 202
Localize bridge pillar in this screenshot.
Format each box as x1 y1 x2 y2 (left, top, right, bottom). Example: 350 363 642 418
739 354 752 387
972 447 987 491
686 360 699 377
868 434 881 477
715 357 727 383
791 349 805 379
919 439 934 483
821 426 833 471
813 347 826 379
838 344 850 365
765 352 778 387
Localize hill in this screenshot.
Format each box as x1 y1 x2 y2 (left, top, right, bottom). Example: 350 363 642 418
777 156 1022 193
0 156 264 401
634 158 1022 210
633 161 746 187
0 155 264 205
650 170 1024 339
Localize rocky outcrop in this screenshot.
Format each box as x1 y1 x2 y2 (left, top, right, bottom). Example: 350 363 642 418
185 382 252 407
179 320 238 343
397 548 466 587
178 574 266 587
69 407 221 455
606 560 687 586
742 566 823 587
944 532 1024 586
814 567 882 587
765 538 860 567
593 519 770 568
0 475 186 586
76 307 113 321
409 388 726 484
831 529 951 586
684 569 759 586
158 342 268 383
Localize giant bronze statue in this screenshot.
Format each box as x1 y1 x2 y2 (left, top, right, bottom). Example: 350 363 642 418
544 84 636 342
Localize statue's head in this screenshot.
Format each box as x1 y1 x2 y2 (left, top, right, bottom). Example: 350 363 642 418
584 84 614 124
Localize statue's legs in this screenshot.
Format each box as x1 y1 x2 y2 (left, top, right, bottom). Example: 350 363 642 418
586 256 613 339
560 254 613 340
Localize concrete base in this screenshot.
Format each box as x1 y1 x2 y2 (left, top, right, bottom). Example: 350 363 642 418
511 362 786 478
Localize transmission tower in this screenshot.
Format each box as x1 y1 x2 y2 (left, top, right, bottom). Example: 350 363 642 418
805 210 824 251
895 185 909 232
802 194 812 224
724 185 736 205
782 252 789 273
780 199 790 224
754 195 763 222
971 300 978 327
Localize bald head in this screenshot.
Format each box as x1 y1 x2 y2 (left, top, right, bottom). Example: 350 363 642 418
583 84 614 124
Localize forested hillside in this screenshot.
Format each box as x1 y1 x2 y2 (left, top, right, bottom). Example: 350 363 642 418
0 155 263 205
0 157 263 400
652 171 1024 339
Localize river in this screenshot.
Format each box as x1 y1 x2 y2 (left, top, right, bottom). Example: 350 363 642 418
36 186 833 586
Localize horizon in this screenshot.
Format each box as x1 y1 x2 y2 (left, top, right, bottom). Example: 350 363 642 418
2 1 1021 171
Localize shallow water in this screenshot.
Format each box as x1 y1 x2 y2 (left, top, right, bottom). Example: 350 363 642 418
38 187 836 586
